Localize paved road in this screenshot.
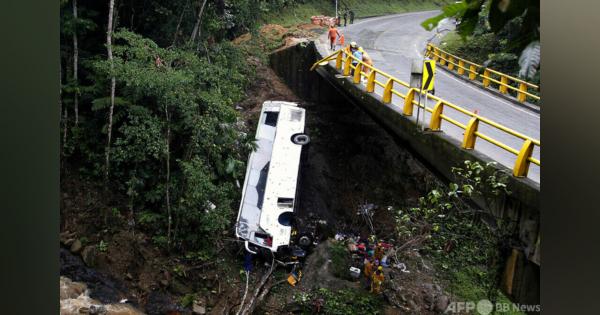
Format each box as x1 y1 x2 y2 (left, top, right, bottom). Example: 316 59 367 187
323 11 540 183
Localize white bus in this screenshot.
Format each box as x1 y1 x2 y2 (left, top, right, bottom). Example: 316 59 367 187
235 101 311 255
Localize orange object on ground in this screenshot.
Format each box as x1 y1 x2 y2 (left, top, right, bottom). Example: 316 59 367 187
339 34 345 46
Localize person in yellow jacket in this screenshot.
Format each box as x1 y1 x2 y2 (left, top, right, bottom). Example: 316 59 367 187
359 46 374 77
374 242 384 262
371 266 385 294
363 259 373 289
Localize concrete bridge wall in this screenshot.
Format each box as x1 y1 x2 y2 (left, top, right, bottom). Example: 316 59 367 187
269 41 540 308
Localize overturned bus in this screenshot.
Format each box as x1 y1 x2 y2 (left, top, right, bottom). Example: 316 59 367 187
235 101 311 257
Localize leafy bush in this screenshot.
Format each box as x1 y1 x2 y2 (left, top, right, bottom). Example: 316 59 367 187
78 30 255 255
293 287 382 315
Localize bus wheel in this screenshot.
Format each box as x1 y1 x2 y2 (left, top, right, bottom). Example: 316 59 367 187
298 234 312 247
291 133 310 145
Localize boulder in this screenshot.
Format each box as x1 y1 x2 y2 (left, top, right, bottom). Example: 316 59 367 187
192 302 206 315
81 246 98 267
70 240 82 253
435 295 450 313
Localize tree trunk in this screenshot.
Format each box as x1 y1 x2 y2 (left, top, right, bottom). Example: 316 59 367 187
73 0 79 126
164 105 172 247
104 0 116 182
171 3 188 46
189 0 208 44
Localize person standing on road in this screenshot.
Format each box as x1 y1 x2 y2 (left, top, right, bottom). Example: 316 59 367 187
343 10 348 27
328 25 340 50
337 32 345 51
349 10 355 24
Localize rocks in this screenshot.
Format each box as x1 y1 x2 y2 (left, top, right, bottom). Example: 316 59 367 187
60 276 87 299
60 231 77 245
421 283 451 312
70 239 83 253
192 302 206 315
435 295 450 313
82 246 98 267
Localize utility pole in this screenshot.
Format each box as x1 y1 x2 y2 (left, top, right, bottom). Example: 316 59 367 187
335 0 338 21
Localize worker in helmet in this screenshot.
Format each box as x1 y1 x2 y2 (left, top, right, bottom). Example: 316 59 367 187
349 42 362 76
359 46 373 79
371 266 385 294
363 258 374 289
374 242 384 262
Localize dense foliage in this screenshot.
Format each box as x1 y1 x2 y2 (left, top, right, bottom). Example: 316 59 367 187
293 287 382 315
60 0 272 256
423 0 540 82
393 160 513 303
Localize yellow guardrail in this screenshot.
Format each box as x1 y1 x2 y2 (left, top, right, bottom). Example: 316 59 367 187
311 48 540 178
426 44 540 103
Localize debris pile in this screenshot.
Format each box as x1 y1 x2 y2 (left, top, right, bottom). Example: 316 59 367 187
310 15 338 27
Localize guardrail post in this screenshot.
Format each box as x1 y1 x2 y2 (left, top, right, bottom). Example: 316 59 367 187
440 53 447 66
448 56 455 71
429 101 444 131
483 69 491 87
343 56 352 76
433 48 440 62
353 63 362 83
517 82 527 102
500 76 509 94
458 60 465 75
513 140 534 177
383 79 393 104
469 65 477 80
366 71 376 92
335 52 343 70
462 117 479 149
403 88 416 116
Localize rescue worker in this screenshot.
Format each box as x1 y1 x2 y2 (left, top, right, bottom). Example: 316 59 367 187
371 266 385 294
349 42 362 76
374 242 384 262
359 47 373 78
337 32 345 51
328 25 340 51
349 10 355 24
363 258 374 289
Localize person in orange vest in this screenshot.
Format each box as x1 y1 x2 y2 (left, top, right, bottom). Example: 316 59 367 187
371 266 385 294
359 47 373 79
363 258 373 289
328 25 340 50
337 33 345 51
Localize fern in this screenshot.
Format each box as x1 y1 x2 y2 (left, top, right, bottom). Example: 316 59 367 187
518 40 540 79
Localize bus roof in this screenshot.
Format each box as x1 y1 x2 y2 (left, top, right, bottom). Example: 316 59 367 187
236 101 306 252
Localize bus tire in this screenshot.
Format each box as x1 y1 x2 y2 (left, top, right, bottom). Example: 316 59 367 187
291 133 310 145
298 234 312 247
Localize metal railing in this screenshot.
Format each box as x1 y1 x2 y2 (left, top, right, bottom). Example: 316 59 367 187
311 49 540 178
426 44 540 103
